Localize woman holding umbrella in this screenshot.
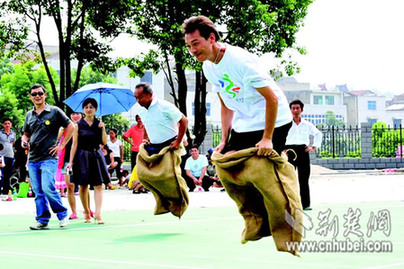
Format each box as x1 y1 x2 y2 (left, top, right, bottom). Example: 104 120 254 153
66 98 110 224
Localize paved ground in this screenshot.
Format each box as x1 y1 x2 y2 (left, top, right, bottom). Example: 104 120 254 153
0 168 403 269
1 168 403 216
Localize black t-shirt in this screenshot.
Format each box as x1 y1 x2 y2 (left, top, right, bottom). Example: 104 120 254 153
23 104 71 162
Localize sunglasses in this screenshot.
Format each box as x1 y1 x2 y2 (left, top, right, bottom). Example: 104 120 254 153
30 92 45 97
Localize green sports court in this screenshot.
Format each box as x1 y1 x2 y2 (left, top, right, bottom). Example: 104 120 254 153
0 172 403 269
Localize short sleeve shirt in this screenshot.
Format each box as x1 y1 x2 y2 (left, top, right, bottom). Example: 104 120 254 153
0 129 16 158
123 125 144 152
185 155 209 177
202 43 292 132
107 139 123 158
22 104 71 162
136 98 183 144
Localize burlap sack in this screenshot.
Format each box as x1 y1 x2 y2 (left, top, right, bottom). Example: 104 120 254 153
212 147 303 256
136 144 189 218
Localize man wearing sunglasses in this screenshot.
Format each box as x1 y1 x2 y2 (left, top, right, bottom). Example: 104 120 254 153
22 84 75 230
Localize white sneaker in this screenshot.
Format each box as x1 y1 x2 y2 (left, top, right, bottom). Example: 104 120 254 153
59 216 69 228
30 222 49 230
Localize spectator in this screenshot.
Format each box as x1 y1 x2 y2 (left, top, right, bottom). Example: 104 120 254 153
107 129 124 186
0 144 4 183
13 136 28 183
284 99 323 211
0 118 16 195
22 84 74 230
66 98 110 224
100 144 118 177
184 145 214 192
58 112 93 220
122 115 144 171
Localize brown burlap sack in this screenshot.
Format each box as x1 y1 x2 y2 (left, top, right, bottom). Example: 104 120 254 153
211 147 303 256
136 144 189 218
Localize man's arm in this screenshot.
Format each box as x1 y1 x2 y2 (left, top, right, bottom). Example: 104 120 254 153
255 86 278 156
186 169 201 185
21 132 30 149
199 166 208 181
170 115 188 150
66 124 78 171
49 122 74 156
122 133 134 147
215 93 234 153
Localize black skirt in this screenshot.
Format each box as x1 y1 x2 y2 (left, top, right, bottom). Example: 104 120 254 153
75 148 111 186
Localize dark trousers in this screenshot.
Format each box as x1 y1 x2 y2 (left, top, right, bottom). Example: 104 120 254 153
0 157 14 194
109 157 122 179
130 151 139 171
285 144 311 208
184 174 214 191
223 121 292 154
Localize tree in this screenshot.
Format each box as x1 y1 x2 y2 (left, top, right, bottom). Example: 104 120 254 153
111 0 312 146
0 60 57 114
0 90 24 130
0 0 136 109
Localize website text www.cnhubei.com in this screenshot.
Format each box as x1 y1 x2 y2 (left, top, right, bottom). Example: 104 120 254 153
286 238 393 253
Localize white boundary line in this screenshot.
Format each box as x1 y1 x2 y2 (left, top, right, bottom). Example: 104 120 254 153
0 216 240 236
0 250 206 269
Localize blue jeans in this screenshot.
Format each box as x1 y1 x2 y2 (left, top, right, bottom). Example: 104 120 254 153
28 159 67 224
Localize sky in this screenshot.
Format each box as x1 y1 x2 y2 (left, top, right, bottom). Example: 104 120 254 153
290 0 404 96
37 0 404 97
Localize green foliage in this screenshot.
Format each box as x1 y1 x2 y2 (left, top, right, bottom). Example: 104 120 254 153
102 114 130 135
372 122 403 158
1 0 134 108
0 90 24 130
0 60 57 115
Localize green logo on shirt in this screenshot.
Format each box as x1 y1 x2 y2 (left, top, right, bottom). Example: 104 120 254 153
219 74 240 98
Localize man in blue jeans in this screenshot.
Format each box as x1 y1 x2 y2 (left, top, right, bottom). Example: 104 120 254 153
22 84 74 230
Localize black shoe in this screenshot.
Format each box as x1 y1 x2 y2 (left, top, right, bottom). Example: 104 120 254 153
220 188 226 192
189 189 194 192
132 190 141 194
303 207 312 211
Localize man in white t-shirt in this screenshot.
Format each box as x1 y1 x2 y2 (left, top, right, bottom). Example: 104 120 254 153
184 145 214 192
182 15 292 155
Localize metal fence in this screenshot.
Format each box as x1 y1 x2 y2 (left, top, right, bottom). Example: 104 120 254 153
211 124 404 159
316 125 361 158
372 124 403 158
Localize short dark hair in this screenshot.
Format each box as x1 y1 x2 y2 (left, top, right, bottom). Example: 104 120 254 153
181 15 221 42
29 84 46 94
135 82 153 94
135 114 141 121
190 144 199 150
82 98 98 109
109 128 118 135
0 143 3 151
289 99 304 110
2 118 12 123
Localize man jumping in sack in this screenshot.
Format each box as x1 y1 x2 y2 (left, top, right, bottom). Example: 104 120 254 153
134 82 189 218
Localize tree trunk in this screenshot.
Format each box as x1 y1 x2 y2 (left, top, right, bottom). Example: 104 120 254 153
193 70 207 147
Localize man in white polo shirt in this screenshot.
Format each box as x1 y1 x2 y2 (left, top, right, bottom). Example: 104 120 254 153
134 82 189 217
134 82 188 153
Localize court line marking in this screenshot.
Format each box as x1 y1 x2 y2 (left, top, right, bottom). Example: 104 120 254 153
0 250 206 269
0 216 240 236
